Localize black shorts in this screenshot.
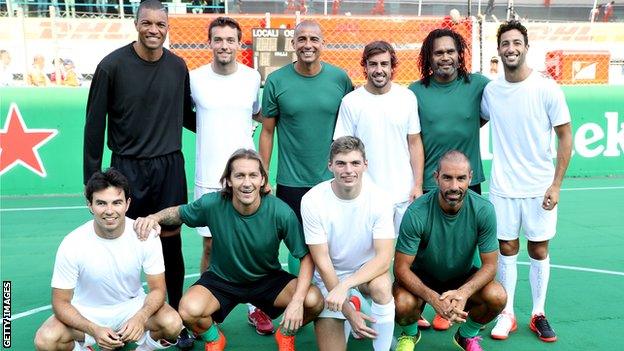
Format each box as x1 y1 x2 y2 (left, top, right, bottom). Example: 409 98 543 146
275 184 312 223
111 151 187 230
414 266 479 294
193 270 297 323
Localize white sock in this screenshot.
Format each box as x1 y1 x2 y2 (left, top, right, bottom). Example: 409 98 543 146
248 303 256 313
371 299 395 351
529 255 550 316
72 341 83 351
135 331 171 351
497 253 518 315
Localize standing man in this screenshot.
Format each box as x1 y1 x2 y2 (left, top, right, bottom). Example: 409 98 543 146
34 169 182 351
189 16 271 335
334 40 424 235
393 150 506 351
134 149 324 351
259 19 353 230
83 0 195 347
481 20 572 342
408 27 490 331
301 136 396 351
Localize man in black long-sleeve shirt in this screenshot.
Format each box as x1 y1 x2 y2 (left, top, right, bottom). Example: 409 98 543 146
83 1 195 347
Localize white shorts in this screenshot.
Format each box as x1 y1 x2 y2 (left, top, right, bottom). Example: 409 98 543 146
75 294 146 346
393 201 410 235
194 185 221 237
489 194 557 242
315 273 357 320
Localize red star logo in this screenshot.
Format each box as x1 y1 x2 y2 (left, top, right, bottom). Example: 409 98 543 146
0 103 58 177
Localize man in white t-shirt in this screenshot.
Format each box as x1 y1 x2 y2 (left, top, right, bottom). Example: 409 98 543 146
34 169 182 351
189 17 271 336
481 20 572 343
334 40 424 235
301 136 396 351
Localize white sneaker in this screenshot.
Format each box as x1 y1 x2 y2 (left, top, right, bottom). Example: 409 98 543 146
490 312 517 340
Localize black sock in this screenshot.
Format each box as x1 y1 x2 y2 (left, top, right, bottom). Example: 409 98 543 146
160 234 185 310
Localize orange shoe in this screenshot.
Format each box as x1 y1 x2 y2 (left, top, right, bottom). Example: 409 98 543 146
204 329 227 351
433 313 451 331
275 327 296 351
529 314 557 342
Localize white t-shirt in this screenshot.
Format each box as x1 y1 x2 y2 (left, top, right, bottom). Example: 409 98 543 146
190 63 261 188
481 71 571 198
334 83 421 204
301 178 395 283
51 218 165 308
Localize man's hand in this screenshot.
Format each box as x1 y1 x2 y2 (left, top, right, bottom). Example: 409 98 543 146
92 325 125 350
542 185 560 210
439 290 468 323
280 299 303 334
117 313 147 343
326 283 349 312
133 215 161 241
409 185 423 202
344 306 377 339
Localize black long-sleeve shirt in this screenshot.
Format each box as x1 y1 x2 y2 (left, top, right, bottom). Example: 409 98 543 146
83 43 195 183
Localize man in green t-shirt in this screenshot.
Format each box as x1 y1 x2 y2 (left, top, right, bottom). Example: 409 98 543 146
134 149 323 351
393 150 506 351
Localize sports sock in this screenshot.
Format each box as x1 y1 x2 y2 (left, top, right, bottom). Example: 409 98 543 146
402 321 419 336
458 317 484 339
201 324 219 342
529 255 550 316
72 341 82 351
371 299 395 351
248 303 256 313
160 234 184 310
497 253 518 315
279 326 296 337
135 331 169 350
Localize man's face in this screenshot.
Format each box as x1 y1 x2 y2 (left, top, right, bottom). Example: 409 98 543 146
88 186 130 238
292 26 323 65
434 159 472 210
498 29 528 71
365 51 393 90
430 36 459 82
227 158 265 211
209 25 240 66
135 8 168 52
329 150 367 191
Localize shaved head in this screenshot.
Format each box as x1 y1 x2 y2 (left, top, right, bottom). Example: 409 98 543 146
294 20 323 39
436 150 471 173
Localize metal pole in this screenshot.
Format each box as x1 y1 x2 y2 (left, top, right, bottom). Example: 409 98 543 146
418 0 422 16
119 0 125 19
324 0 328 15
225 0 229 14
7 0 14 17
467 0 472 16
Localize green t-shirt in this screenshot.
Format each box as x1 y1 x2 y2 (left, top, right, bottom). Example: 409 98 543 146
262 62 353 187
179 192 308 283
396 190 498 282
409 74 490 190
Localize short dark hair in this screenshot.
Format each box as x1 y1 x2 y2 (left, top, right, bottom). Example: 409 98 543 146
435 150 471 173
85 168 130 203
496 20 528 48
360 40 398 79
136 0 167 21
418 28 470 87
219 149 270 199
330 136 367 162
208 16 243 42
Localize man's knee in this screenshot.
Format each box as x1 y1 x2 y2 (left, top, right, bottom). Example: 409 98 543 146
368 274 393 304
527 240 549 260
499 239 520 256
481 281 507 313
393 285 421 324
34 320 68 351
304 285 324 313
178 296 206 324
155 307 183 339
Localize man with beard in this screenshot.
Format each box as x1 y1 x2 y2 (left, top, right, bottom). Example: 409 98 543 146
189 16 270 337
408 27 490 332
83 1 195 347
481 20 572 343
334 40 424 235
393 150 506 351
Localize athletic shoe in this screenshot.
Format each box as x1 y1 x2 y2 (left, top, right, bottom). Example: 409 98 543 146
275 327 296 351
529 314 557 342
417 316 431 329
248 308 275 335
177 328 195 350
204 329 227 351
490 312 517 340
453 330 484 351
395 329 421 351
432 313 451 331
348 295 363 339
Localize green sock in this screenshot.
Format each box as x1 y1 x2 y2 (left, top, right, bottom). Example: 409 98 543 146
402 322 419 336
279 327 295 337
459 317 483 338
201 324 219 342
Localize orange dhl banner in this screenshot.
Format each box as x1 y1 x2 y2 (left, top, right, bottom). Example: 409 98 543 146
169 14 472 85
